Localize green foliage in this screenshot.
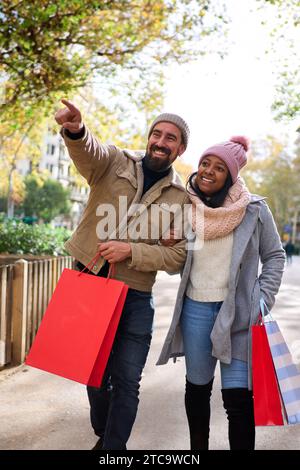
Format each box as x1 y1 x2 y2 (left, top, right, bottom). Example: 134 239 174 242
22 174 71 223
271 66 300 121
0 219 71 255
0 197 7 212
0 0 227 125
242 136 300 232
256 0 300 120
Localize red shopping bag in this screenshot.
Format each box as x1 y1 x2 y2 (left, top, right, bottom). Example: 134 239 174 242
252 318 284 426
26 263 128 387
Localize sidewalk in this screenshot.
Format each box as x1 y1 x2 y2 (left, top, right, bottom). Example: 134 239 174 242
0 258 300 450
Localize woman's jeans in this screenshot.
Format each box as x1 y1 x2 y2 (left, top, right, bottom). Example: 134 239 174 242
180 296 248 388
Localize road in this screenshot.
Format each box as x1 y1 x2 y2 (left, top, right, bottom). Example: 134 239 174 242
0 257 300 450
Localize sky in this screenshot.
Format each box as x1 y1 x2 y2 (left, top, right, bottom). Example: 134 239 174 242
162 0 299 169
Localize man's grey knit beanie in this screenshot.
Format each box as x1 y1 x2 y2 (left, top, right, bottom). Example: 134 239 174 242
148 113 190 149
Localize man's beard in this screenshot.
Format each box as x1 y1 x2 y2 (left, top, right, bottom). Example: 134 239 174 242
144 145 172 172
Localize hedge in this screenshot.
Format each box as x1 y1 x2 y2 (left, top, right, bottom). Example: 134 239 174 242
0 218 71 256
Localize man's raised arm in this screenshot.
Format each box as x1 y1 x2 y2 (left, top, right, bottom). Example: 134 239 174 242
55 99 116 186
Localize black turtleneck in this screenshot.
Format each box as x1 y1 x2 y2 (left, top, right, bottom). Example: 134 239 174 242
142 157 171 195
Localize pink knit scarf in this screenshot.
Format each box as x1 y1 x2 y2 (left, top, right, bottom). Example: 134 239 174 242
189 177 251 240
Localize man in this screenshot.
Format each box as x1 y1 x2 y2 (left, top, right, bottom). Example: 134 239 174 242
284 239 294 265
55 99 190 450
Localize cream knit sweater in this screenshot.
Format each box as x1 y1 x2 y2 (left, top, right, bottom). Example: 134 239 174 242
186 232 233 302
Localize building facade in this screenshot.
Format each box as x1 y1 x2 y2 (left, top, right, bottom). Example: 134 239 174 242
16 131 89 228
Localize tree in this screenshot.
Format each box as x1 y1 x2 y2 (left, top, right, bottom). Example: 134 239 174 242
0 113 48 216
38 179 71 223
241 135 300 234
22 174 71 223
0 0 227 124
256 0 300 120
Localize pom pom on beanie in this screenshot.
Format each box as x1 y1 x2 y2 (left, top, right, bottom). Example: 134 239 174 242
230 135 250 152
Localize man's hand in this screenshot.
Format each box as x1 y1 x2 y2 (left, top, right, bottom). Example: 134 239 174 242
98 241 132 264
55 99 83 133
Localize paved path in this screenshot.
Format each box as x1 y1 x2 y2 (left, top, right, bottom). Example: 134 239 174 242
0 257 300 450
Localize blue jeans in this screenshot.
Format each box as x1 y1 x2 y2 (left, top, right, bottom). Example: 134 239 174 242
180 296 248 388
87 288 154 450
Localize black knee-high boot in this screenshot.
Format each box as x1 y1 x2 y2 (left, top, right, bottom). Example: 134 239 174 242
221 388 255 450
185 378 214 450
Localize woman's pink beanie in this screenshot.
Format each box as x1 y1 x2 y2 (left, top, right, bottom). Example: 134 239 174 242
198 136 250 183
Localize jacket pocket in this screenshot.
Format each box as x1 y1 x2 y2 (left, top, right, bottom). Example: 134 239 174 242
250 278 261 324
115 164 138 189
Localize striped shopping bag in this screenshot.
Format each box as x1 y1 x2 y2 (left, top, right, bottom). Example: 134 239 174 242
261 299 300 425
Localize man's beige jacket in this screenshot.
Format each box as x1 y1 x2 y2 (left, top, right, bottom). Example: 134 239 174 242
62 127 189 292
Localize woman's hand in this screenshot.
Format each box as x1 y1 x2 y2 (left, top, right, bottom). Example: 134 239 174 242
160 228 182 247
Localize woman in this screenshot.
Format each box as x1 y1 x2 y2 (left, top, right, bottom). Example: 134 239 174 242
157 136 285 450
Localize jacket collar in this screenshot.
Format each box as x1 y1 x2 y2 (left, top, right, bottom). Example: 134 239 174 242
250 194 266 203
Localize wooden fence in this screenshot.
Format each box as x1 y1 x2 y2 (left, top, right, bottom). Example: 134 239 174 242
0 256 74 368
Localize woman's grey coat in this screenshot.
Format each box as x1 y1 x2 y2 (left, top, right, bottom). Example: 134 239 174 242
156 196 286 388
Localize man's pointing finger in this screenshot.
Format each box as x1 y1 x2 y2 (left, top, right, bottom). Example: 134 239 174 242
61 98 77 113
